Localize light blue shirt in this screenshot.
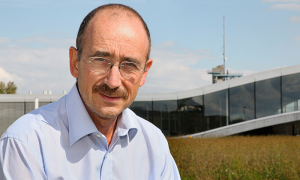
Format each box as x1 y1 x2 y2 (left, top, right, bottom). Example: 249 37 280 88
0 84 180 180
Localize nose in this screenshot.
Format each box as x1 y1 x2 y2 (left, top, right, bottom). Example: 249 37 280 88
104 64 122 89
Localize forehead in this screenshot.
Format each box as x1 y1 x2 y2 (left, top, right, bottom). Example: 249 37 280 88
82 9 149 60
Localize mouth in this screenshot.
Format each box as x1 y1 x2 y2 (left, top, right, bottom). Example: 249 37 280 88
93 83 129 101
99 93 121 102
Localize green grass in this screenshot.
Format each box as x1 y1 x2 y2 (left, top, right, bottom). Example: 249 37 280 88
168 136 300 180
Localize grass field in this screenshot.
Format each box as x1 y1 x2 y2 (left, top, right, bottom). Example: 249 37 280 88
168 136 300 180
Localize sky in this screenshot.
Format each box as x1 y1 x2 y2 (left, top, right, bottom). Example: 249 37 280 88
0 0 300 94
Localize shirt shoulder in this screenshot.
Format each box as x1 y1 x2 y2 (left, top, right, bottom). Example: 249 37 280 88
124 109 181 179
1 96 67 142
125 108 167 143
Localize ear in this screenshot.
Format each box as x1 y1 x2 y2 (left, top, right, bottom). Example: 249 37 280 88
139 59 153 87
69 46 79 78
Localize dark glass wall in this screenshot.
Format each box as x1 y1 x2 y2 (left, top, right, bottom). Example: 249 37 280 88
0 101 54 135
25 102 35 113
282 73 300 113
25 102 51 114
0 102 24 135
153 100 178 136
204 89 228 130
230 83 255 124
39 102 51 108
178 96 204 134
256 77 281 118
129 101 152 122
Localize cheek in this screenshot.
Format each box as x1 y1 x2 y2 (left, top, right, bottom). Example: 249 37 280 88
79 66 97 84
77 66 95 95
126 81 140 99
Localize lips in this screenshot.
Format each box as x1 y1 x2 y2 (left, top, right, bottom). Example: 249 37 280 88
99 93 121 102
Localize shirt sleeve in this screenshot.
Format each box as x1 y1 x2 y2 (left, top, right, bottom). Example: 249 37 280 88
0 137 47 180
160 138 181 180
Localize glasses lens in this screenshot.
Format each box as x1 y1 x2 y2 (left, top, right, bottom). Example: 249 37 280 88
88 57 111 73
85 57 144 83
120 62 143 82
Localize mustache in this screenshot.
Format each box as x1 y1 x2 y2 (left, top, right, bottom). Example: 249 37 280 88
93 83 128 100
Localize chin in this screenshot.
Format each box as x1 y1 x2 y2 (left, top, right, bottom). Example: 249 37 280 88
92 106 123 119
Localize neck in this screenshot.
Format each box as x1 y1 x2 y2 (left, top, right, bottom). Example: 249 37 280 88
90 114 118 146
77 83 118 146
81 98 118 146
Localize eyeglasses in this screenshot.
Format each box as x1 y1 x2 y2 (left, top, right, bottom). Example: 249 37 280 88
82 57 145 83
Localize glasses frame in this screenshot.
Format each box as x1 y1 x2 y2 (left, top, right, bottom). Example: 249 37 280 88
82 56 146 80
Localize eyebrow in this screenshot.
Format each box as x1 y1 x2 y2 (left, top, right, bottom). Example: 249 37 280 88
90 51 111 57
121 57 141 66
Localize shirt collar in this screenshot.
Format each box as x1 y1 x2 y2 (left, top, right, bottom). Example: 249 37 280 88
66 84 138 146
116 109 138 142
66 84 98 146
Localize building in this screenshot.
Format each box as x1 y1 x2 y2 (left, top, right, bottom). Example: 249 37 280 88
1 64 300 137
207 65 243 83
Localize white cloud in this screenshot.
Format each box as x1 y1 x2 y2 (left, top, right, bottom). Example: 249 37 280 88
0 37 76 94
150 41 216 65
0 38 10 44
292 36 300 41
0 67 15 82
289 16 300 22
139 42 256 93
270 4 300 11
263 0 300 3
139 42 215 93
0 37 256 95
226 68 256 77
0 67 23 94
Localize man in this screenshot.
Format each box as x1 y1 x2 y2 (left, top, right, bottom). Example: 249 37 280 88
0 4 180 180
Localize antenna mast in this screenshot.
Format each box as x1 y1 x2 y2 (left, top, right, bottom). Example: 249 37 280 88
208 16 243 83
223 16 225 74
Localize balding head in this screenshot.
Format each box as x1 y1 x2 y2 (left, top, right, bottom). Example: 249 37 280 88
76 4 151 61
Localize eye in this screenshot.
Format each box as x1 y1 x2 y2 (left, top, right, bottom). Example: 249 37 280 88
92 57 106 62
123 62 138 68
88 57 111 67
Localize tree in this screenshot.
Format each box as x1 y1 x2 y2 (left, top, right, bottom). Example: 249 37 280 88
0 81 5 94
6 81 17 94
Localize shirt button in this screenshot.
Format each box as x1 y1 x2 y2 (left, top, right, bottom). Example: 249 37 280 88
97 134 101 138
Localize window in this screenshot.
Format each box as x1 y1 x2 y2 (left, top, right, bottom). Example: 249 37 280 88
230 83 255 124
178 96 204 134
204 90 228 130
0 102 24 135
282 73 300 113
129 101 152 122
256 77 281 118
153 100 178 136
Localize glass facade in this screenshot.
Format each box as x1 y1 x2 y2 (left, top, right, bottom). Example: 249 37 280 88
25 102 35 114
39 102 51 107
1 72 300 136
282 73 300 113
0 102 25 134
0 102 52 135
230 83 255 124
178 96 204 135
25 102 52 114
129 101 152 122
153 100 178 136
204 90 228 130
256 77 281 118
